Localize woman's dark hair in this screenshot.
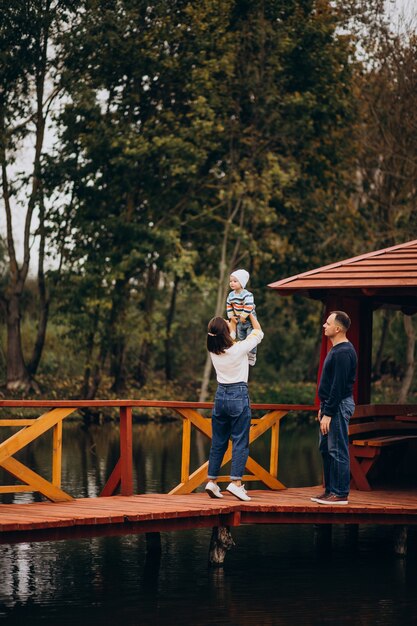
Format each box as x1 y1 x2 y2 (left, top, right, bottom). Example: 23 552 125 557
207 317 234 354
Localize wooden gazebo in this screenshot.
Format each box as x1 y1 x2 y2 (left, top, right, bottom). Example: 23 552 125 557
268 239 417 404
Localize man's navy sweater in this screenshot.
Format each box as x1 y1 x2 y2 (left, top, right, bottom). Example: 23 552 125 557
318 341 357 418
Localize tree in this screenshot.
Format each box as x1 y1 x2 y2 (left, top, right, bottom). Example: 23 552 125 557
52 0 223 395
49 0 364 399
0 2 75 391
357 31 417 247
192 0 361 396
356 28 417 399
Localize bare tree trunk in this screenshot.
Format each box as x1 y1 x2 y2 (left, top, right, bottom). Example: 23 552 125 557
373 309 390 379
398 315 415 403
109 280 129 395
5 294 31 391
165 275 179 381
81 306 99 398
136 266 160 388
110 337 126 394
1 132 32 391
306 305 325 380
86 344 107 401
81 293 125 401
1 14 51 391
109 191 137 394
81 338 94 399
198 288 228 403
28 198 49 376
198 200 243 402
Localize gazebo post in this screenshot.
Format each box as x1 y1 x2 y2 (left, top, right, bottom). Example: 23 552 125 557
317 295 372 405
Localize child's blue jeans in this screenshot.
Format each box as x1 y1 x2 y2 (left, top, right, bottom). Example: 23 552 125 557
237 316 257 357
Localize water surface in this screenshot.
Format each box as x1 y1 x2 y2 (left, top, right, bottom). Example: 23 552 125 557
1 419 416 625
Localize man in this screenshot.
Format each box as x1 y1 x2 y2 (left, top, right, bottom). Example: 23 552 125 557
312 311 357 505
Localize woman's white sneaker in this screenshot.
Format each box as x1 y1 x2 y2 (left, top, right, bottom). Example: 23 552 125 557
226 482 251 501
205 481 223 498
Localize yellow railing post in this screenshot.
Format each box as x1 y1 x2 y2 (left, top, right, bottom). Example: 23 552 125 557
181 417 191 484
270 422 279 478
52 421 63 487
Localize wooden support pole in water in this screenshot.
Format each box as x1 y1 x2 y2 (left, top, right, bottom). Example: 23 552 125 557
146 531 162 555
143 532 162 589
393 525 408 557
208 526 235 566
344 524 359 549
313 524 332 553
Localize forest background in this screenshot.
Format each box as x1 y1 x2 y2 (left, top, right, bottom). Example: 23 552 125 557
1 0 417 416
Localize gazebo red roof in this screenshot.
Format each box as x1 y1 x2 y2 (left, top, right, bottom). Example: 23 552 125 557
268 239 417 297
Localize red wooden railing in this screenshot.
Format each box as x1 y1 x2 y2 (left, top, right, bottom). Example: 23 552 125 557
0 400 316 501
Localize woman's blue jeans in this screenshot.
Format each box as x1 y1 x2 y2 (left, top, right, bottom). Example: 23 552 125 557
319 396 355 497
208 382 251 481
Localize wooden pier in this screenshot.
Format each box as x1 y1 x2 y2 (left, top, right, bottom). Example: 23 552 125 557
1 400 417 547
1 487 417 544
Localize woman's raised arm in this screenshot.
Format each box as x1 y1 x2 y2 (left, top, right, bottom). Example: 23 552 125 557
249 313 261 332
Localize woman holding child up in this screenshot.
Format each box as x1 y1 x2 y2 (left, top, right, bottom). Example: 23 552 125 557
205 312 264 502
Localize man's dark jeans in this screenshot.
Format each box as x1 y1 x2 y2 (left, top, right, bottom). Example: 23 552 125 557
319 396 355 497
208 382 251 480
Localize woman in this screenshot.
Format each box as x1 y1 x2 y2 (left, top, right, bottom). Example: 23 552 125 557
205 312 264 501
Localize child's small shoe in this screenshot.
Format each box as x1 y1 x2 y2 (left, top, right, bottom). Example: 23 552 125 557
248 353 256 366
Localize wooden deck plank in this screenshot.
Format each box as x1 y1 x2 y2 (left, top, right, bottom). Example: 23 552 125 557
1 488 417 539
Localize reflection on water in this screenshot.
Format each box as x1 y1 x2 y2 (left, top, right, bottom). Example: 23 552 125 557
0 420 417 625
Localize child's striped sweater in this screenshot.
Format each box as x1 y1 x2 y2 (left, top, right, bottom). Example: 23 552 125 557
226 289 255 319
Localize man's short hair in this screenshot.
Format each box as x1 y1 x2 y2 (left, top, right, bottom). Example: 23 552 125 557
331 310 351 331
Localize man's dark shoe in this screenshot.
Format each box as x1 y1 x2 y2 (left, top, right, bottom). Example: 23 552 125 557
310 491 330 503
316 493 348 505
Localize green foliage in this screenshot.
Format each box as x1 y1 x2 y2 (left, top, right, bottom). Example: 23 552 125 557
45 0 360 394
2 0 416 403
250 381 317 406
355 29 417 249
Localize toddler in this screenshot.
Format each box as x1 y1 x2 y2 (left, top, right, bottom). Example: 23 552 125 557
226 269 257 365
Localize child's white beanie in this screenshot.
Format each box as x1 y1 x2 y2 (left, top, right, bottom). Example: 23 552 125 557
231 269 249 289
